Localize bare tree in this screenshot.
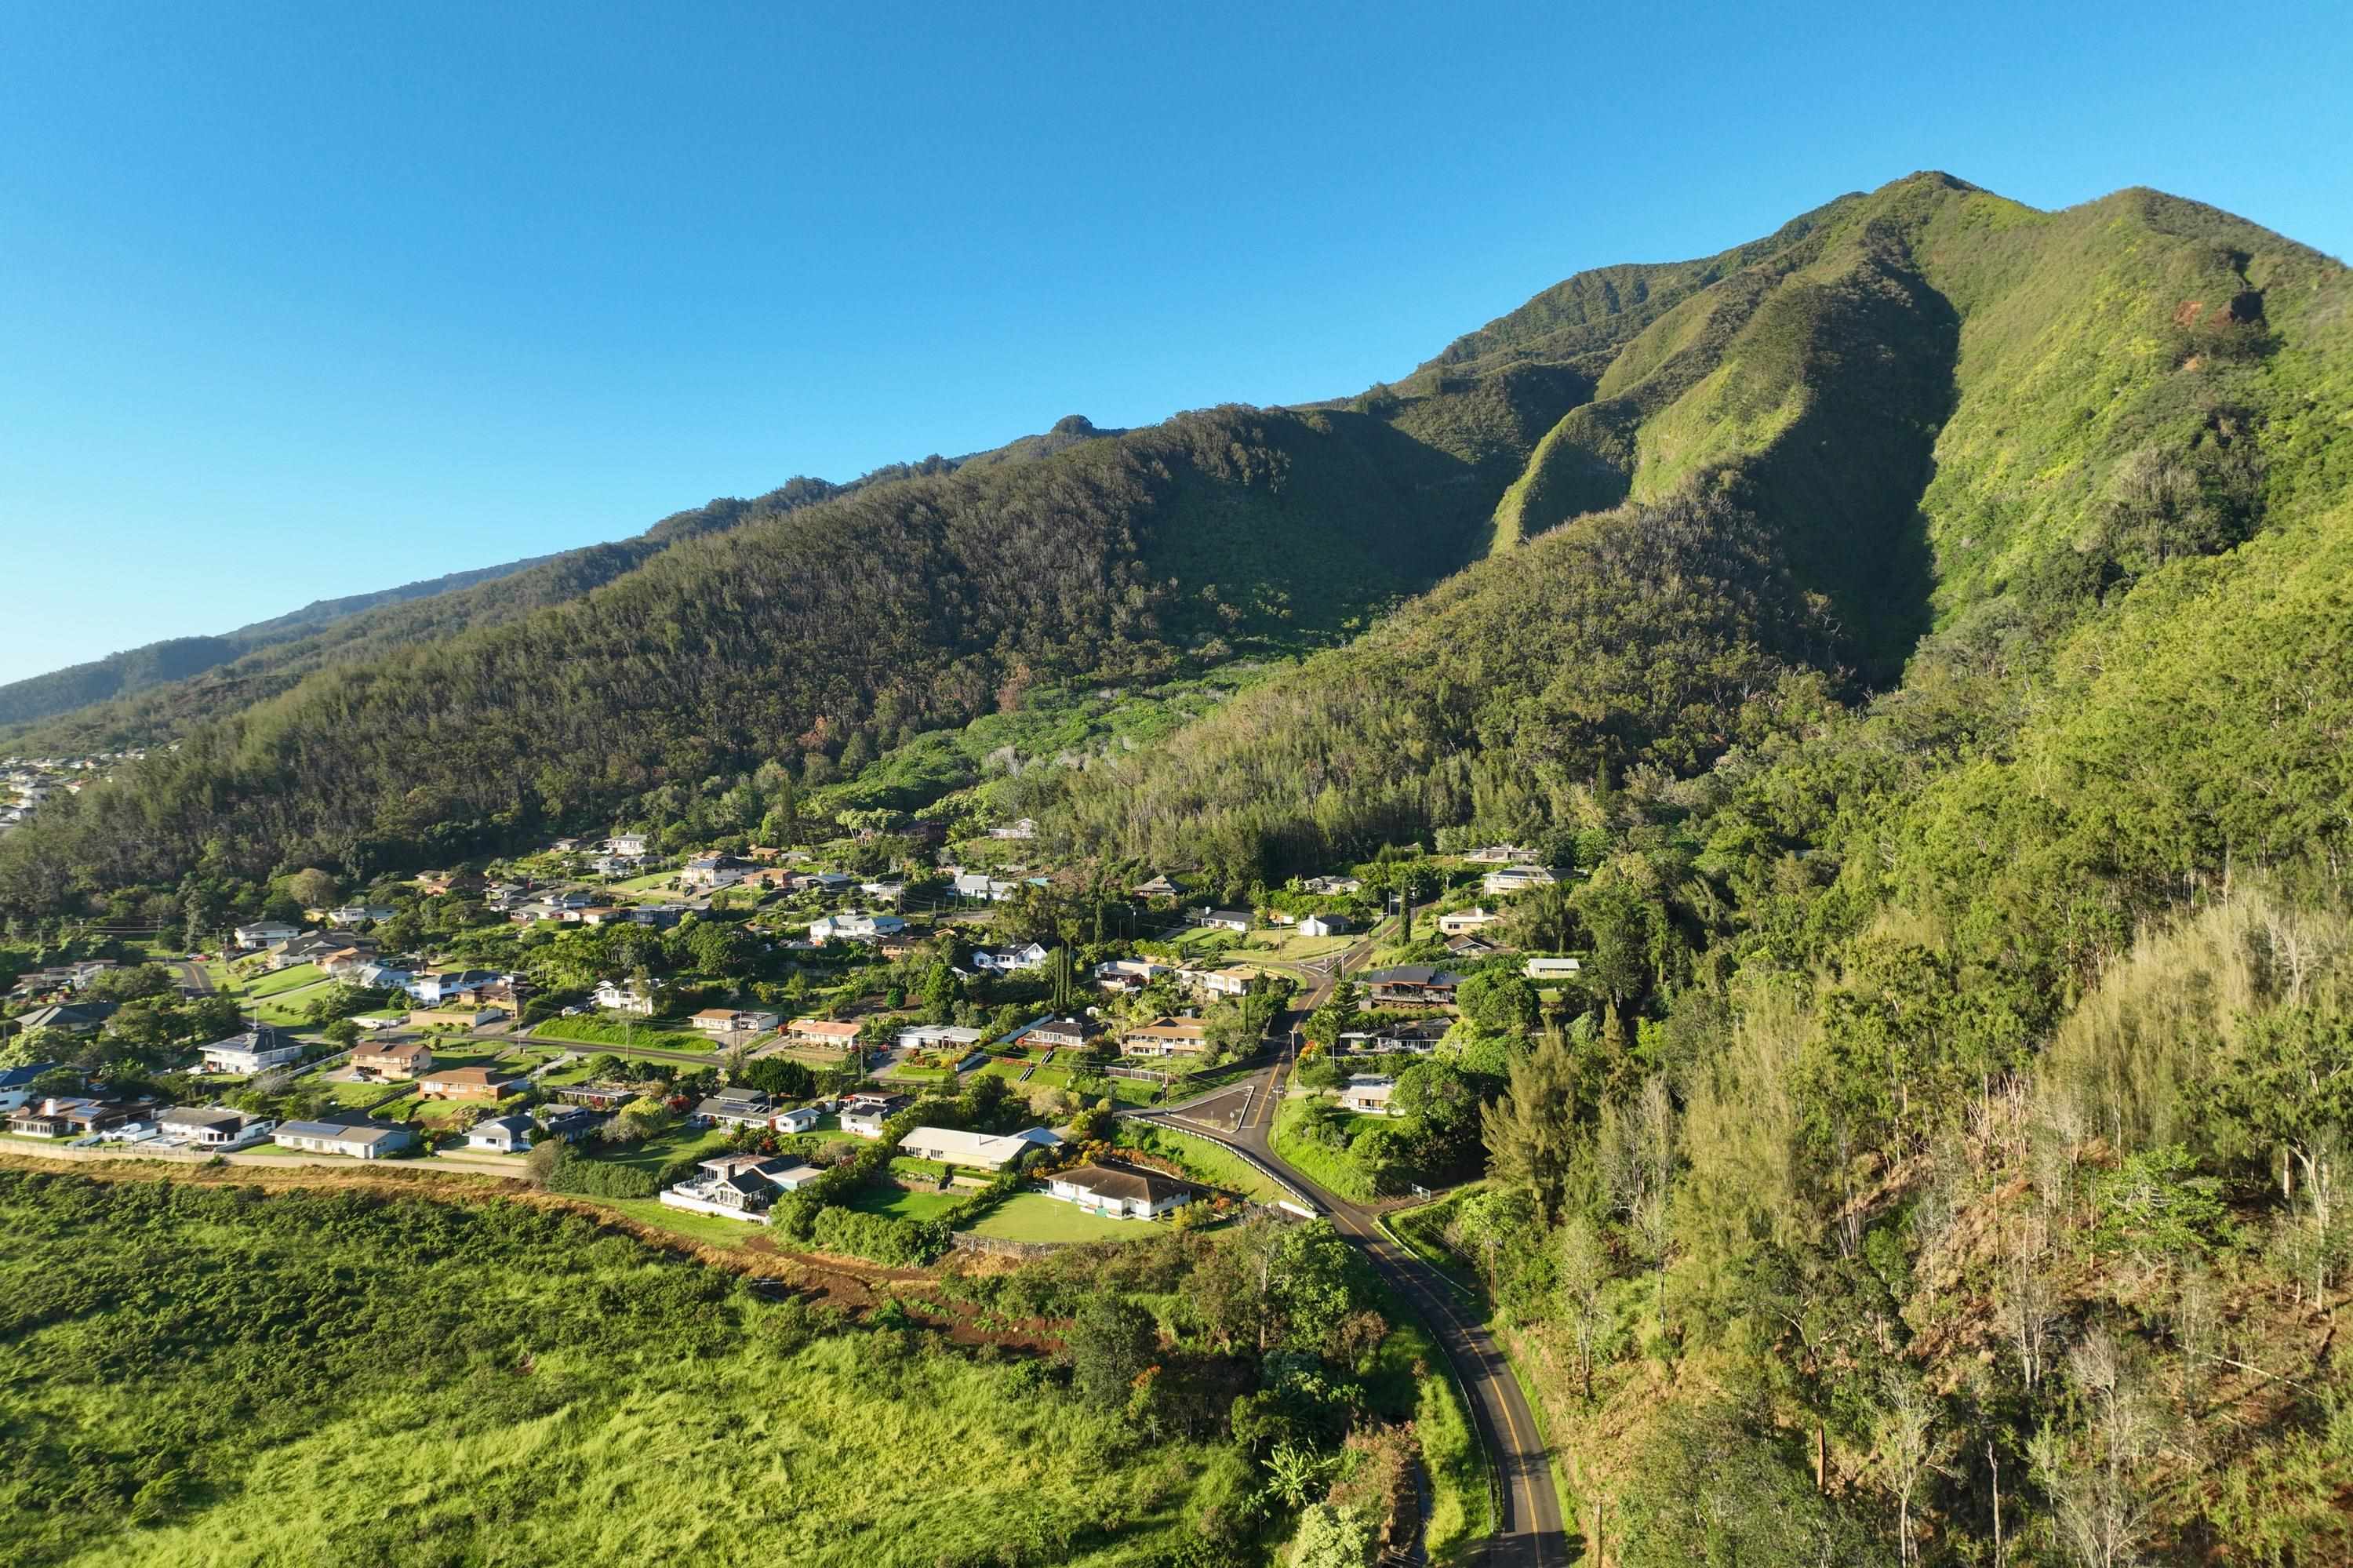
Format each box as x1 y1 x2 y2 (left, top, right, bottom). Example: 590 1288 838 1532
1872 1373 1955 1566
1998 1214 2065 1392
1558 1215 1610 1404
2033 1328 2162 1568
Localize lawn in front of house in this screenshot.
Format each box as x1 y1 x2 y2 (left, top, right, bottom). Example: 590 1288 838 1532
962 1191 1152 1242
844 1184 965 1222
243 963 325 999
530 1017 716 1053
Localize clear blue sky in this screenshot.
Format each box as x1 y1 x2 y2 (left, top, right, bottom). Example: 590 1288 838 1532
4 0 2348 686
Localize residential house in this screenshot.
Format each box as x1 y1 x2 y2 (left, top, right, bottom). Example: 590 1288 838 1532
659 1154 820 1223
787 1017 864 1050
329 904 396 926
626 903 688 929
797 871 853 894
1178 964 1255 999
550 837 583 853
1298 913 1350 938
690 1007 781 1036
1045 1162 1196 1221
1437 907 1504 936
271 930 373 969
1361 966 1465 1006
987 817 1038 839
351 1040 434 1080
1093 957 1173 992
973 941 1049 973
1338 1018 1453 1054
592 978 659 1015
838 1092 914 1139
554 1082 637 1111
691 1090 776 1130
857 879 905 903
1523 956 1583 980
16 1000 116 1037
1024 1016 1101 1050
896 1024 984 1053
1340 1075 1398 1115
898 1125 1062 1171
682 853 751 890
1188 908 1255 933
1446 933 1505 960
877 930 929 960
1482 864 1565 897
1131 873 1185 900
773 1104 822 1135
537 1106 606 1143
951 872 1017 903
407 969 502 1005
1465 845 1536 865
0 1062 58 1113
6 1093 156 1139
416 1064 526 1102
1120 1017 1209 1058
199 1026 305 1075
605 833 650 857
358 961 415 991
1300 875 1364 896
466 1114 536 1153
159 1106 278 1150
272 1115 416 1159
318 948 378 981
808 911 907 945
231 920 301 949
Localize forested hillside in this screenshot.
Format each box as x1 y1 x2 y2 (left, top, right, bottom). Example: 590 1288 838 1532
0 386 1590 912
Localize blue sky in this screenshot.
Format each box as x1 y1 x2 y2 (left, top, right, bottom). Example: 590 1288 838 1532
3 0 2348 686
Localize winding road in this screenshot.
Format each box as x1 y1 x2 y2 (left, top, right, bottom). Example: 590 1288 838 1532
1130 918 1569 1567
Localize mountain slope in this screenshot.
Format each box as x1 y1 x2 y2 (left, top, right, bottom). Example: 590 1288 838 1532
1049 173 2349 888
0 393 1589 908
0 555 562 729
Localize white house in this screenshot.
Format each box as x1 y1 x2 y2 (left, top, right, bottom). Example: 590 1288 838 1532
231 921 301 949
1093 957 1173 991
1178 964 1254 999
973 941 1049 973
1188 908 1254 933
199 1027 305 1075
896 1024 984 1053
1299 914 1350 938
838 1093 914 1139
1341 1075 1398 1115
1438 907 1504 935
158 1106 277 1150
467 1114 537 1153
809 911 907 945
1046 1162 1196 1220
329 904 397 926
1523 956 1584 980
593 978 658 1015
987 817 1038 840
605 833 650 857
1465 845 1536 865
899 1125 1063 1171
774 1104 823 1135
1482 865 1564 897
952 872 1017 902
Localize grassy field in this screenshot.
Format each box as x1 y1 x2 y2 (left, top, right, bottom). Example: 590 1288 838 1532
1364 1285 1493 1566
0 1171 1245 1568
963 1191 1151 1243
594 1125 733 1173
1112 1123 1284 1203
846 1184 965 1223
243 962 325 998
1269 1094 1378 1203
530 1016 715 1053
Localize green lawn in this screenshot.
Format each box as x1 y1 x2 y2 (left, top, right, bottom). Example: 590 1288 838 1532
529 1017 715 1053
595 1126 733 1173
845 1184 965 1222
244 963 325 998
591 1195 770 1248
1270 1094 1378 1203
962 1191 1153 1243
1112 1124 1283 1202
328 1080 414 1111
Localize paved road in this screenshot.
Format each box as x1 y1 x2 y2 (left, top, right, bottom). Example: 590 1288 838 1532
175 960 215 996
1143 1027 1567 1567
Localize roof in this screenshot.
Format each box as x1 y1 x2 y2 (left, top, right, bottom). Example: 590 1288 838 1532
789 1017 862 1037
1125 1018 1207 1040
1362 965 1465 987
160 1105 253 1131
901 1125 1062 1165
1053 1162 1193 1205
474 1114 536 1136
276 1117 407 1145
424 1064 523 1086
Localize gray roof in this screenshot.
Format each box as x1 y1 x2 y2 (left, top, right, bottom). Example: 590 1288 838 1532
277 1116 409 1145
161 1105 251 1131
